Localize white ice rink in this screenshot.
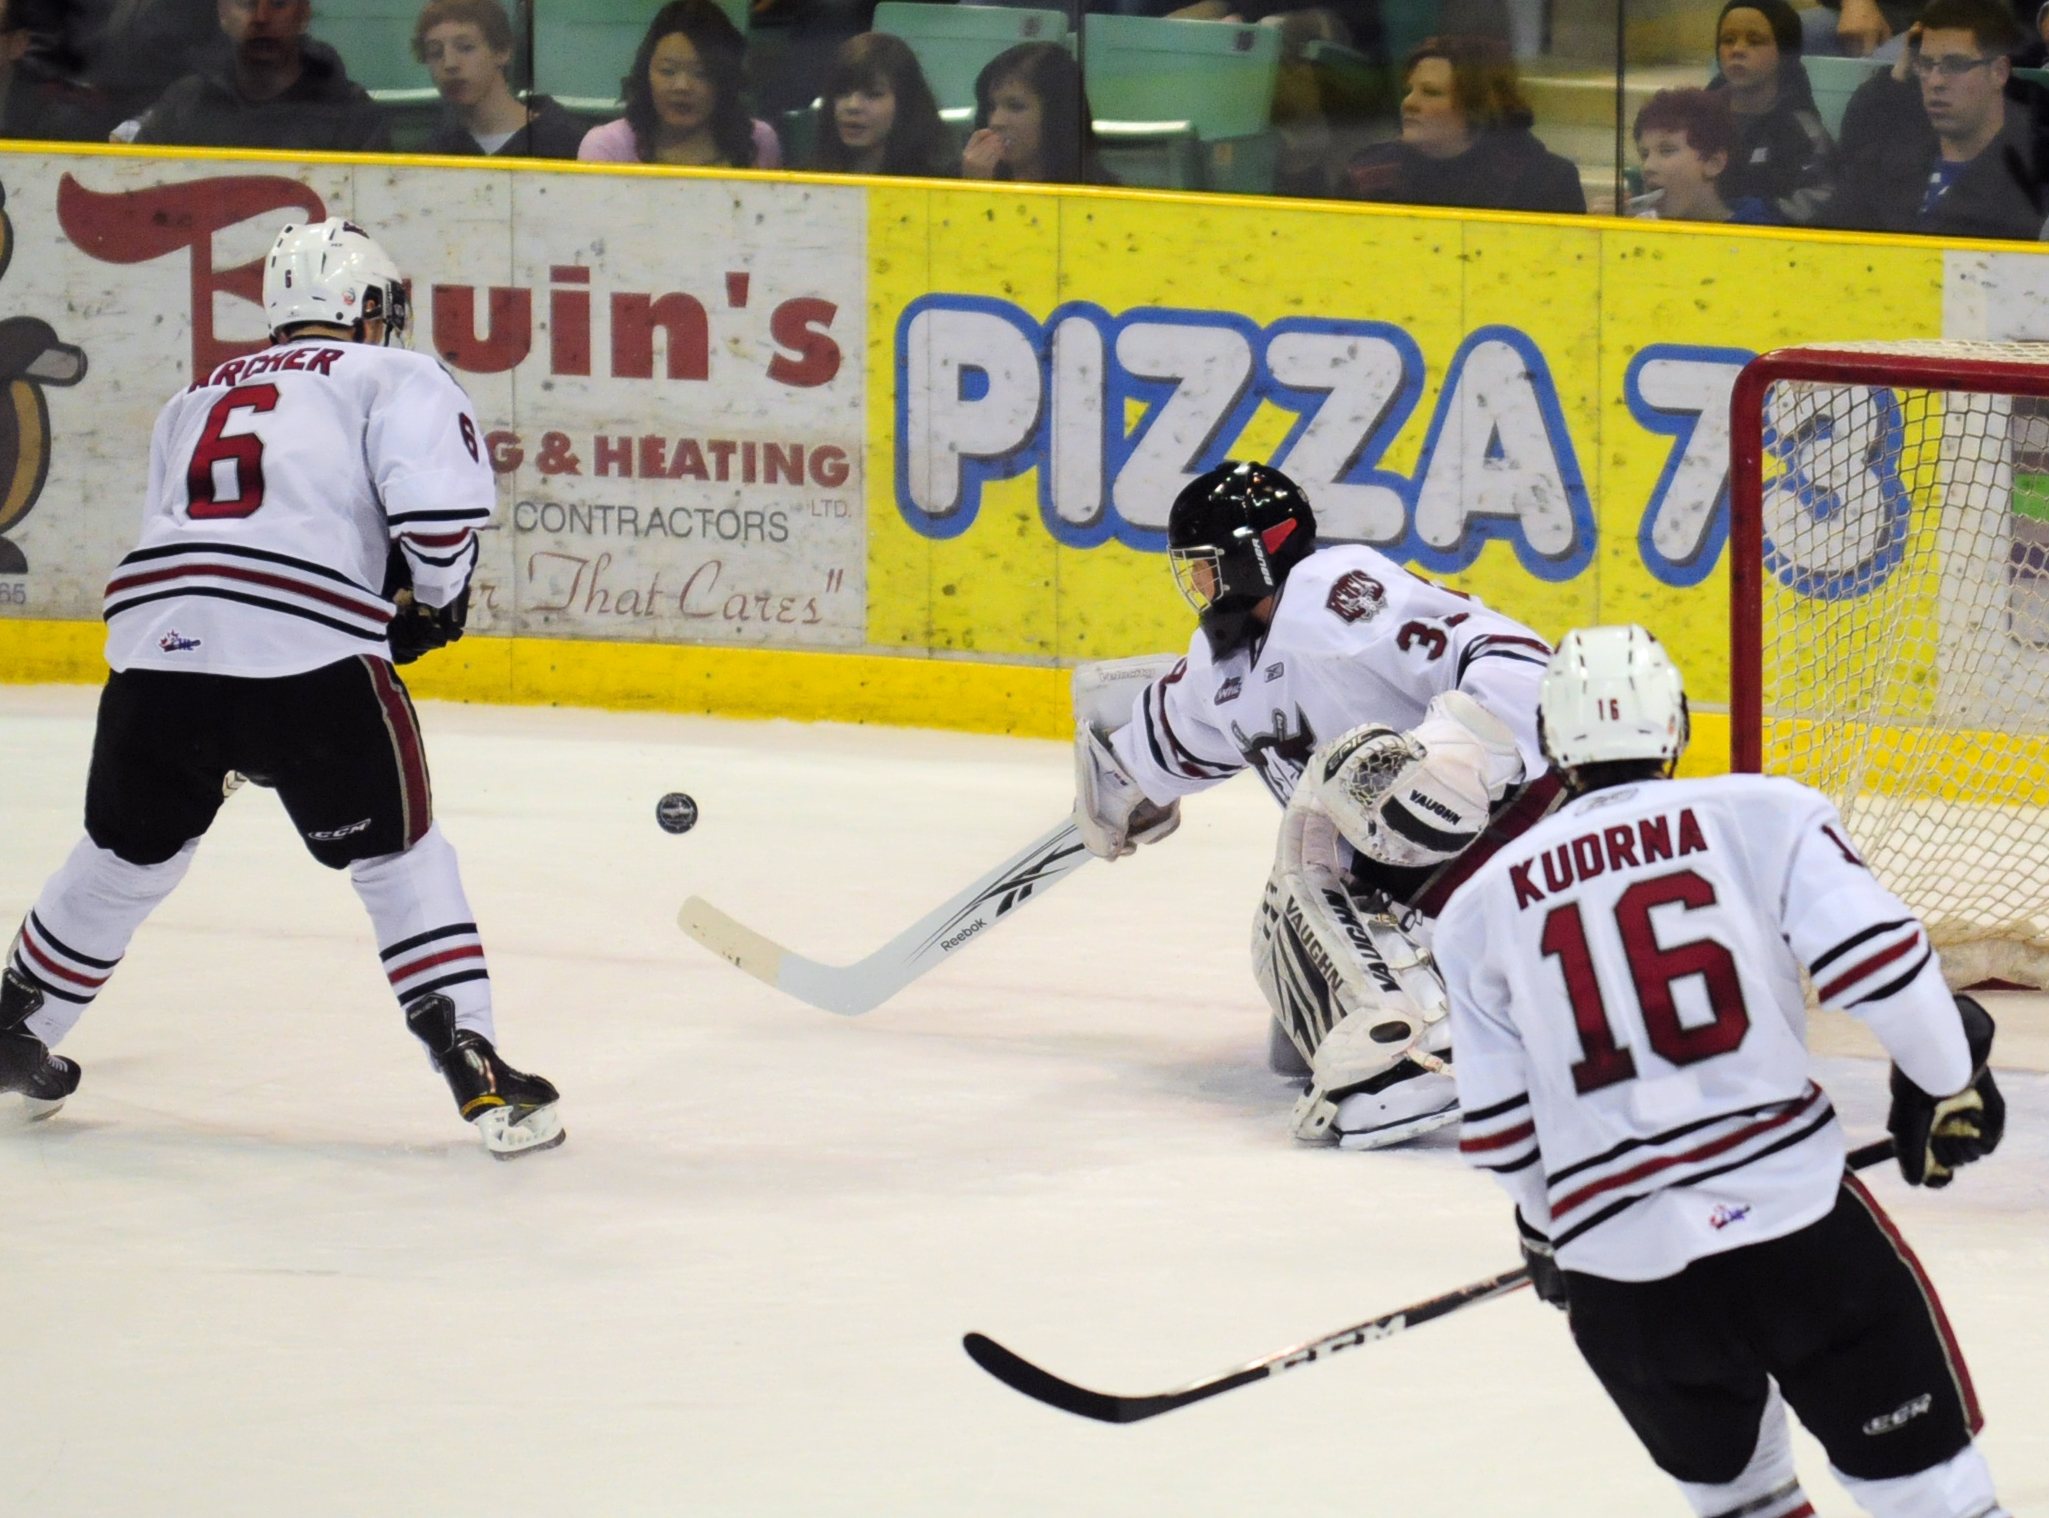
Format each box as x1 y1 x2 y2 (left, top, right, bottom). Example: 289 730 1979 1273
2 684 2045 1518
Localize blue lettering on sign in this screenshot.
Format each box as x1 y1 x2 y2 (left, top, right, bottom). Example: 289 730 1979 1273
893 296 1597 582
1627 344 1753 588
1758 382 1912 600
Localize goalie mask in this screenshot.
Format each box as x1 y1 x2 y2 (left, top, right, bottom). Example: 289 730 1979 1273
1538 624 1690 775
262 219 410 347
1167 461 1316 659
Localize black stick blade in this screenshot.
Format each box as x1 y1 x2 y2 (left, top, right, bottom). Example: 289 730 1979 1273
963 1333 1261 1423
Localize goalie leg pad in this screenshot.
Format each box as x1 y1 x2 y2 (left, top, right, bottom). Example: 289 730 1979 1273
1251 792 1456 1145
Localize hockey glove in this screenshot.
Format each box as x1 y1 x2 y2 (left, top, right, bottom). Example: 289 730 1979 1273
1888 994 2006 1188
387 584 470 665
1515 1209 1568 1310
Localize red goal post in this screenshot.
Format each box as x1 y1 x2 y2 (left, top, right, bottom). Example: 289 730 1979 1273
1729 340 2049 989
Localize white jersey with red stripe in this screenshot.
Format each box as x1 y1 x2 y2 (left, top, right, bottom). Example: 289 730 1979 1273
1436 772 1974 1282
103 338 494 678
1109 543 1552 808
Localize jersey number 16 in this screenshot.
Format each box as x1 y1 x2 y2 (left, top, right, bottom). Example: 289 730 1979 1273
1539 868 1752 1094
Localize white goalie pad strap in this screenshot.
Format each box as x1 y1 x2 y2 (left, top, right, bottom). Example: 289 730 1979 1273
1071 653 1181 733
1314 691 1526 869
1074 722 1181 860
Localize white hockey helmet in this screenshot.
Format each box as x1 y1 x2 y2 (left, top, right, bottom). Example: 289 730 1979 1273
1538 624 1690 774
262 218 409 346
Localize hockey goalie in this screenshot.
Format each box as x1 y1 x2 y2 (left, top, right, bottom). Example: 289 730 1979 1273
1073 461 1561 1149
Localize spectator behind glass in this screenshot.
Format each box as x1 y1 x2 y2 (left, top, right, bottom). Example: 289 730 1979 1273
1631 88 1778 222
1825 0 2041 239
414 0 581 157
577 0 780 169
15 0 220 140
961 42 1115 186
1709 0 1837 224
810 33 950 177
129 0 390 150
1346 36 1585 213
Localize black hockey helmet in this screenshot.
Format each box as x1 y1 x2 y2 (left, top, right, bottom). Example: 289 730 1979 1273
1167 461 1316 659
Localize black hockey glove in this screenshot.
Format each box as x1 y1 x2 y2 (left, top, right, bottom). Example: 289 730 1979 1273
387 584 469 664
1888 994 2005 1188
1515 1209 1568 1310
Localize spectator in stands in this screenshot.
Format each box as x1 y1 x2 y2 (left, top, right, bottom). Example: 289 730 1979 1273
413 0 580 158
961 41 1115 186
1709 0 1837 224
1826 0 2042 239
1630 88 1778 222
128 0 389 151
577 0 781 169
1 0 85 138
15 0 219 140
1346 36 1584 212
809 32 950 177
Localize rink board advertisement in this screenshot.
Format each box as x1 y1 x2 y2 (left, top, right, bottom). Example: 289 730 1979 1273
8 146 2049 738
0 148 867 650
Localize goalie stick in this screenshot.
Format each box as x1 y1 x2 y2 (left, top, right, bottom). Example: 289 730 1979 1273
678 817 1091 1016
965 1137 1898 1424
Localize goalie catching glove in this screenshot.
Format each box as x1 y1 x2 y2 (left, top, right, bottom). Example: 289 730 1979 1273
1313 691 1524 868
1889 994 2005 1188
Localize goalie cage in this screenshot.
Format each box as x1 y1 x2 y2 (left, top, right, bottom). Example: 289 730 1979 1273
1731 340 2049 990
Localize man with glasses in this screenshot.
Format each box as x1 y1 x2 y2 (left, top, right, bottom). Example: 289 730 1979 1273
1826 0 2042 238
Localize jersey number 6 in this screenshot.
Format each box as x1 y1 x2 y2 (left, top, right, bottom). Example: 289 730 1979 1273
1538 868 1752 1095
186 383 279 519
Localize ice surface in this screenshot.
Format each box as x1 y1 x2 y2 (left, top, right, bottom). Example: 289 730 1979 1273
1 685 2044 1517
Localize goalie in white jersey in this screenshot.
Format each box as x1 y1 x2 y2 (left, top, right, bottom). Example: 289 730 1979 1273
0 218 562 1159
1073 460 1561 1149
1436 625 2006 1518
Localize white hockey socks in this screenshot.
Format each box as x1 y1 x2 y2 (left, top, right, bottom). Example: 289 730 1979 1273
349 824 496 1045
1834 1443 2007 1518
1680 1385 1812 1518
8 837 198 1045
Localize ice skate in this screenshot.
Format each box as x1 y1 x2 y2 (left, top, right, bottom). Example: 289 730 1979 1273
1 968 82 1123
1328 1059 1459 1150
405 993 564 1160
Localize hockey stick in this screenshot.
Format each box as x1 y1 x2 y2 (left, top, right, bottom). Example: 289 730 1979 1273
678 817 1091 1016
965 1137 1899 1424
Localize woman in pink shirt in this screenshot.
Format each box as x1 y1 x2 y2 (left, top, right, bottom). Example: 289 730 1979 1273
577 0 781 169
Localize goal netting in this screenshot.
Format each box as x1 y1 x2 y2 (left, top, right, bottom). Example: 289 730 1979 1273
1730 340 2049 989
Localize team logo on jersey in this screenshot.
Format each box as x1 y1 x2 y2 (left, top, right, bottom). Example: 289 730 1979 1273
1325 570 1386 624
1234 707 1317 805
1214 675 1242 704
0 181 90 577
157 630 201 653
1708 1202 1751 1230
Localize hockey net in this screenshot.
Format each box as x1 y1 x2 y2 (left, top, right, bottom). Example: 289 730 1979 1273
1731 341 2049 990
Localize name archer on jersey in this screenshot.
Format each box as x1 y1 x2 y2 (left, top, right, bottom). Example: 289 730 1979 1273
190 345 348 390
1508 805 1710 909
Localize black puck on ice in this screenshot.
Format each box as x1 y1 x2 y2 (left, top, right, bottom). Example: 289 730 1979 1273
656 792 699 834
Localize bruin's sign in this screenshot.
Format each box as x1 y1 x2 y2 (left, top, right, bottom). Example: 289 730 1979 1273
7 159 868 649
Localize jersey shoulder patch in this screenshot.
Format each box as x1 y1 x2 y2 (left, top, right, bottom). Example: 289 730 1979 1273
1325 568 1387 624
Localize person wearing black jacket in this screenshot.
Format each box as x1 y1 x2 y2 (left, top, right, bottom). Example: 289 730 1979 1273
1826 0 2041 240
413 0 582 158
1346 35 1585 214
132 0 389 153
1709 0 1838 224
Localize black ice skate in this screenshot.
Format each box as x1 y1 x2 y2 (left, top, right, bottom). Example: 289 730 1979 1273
1 968 82 1122
404 992 564 1160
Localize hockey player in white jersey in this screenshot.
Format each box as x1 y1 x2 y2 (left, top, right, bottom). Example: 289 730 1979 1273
0 218 563 1159
1436 625 2006 1518
1073 460 1561 1149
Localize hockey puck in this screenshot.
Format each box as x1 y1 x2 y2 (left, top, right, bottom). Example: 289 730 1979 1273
656 792 699 834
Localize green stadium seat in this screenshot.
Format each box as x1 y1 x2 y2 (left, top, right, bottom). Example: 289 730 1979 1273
871 2 1071 113
1081 15 1280 193
1095 119 1203 190
317 0 434 96
532 0 750 116
1802 54 1886 140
